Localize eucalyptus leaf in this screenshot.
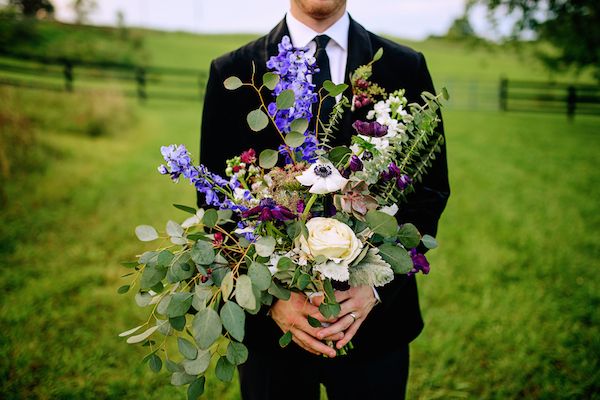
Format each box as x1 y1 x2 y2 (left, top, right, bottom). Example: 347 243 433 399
328 146 352 166
254 236 276 257
220 301 245 342
276 89 295 109
279 331 292 348
365 210 398 237
285 131 306 148
178 337 198 360
118 325 144 337
202 209 218 228
135 225 159 242
135 292 152 307
187 377 206 400
192 285 212 311
259 149 278 169
286 221 308 240
167 292 193 317
268 281 291 300
378 243 413 274
117 285 130 294
220 271 234 301
223 76 242 90
422 234 438 249
215 356 235 382
126 325 158 344
166 220 184 237
290 118 309 134
307 315 322 328
140 265 166 290
191 240 215 266
319 302 341 319
248 262 271 291
235 275 256 310
247 109 269 132
157 294 172 315
148 354 162 373
262 72 280 90
192 307 222 349
226 341 248 365
183 349 211 375
169 316 186 331
171 371 196 386
166 359 183 373
397 223 420 249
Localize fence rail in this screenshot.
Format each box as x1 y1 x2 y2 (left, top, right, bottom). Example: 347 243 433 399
500 78 600 118
0 51 207 102
1 52 600 118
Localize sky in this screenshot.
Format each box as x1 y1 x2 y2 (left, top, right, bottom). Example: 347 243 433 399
50 0 506 40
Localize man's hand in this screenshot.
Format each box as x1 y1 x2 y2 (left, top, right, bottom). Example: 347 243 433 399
314 286 377 349
270 292 340 357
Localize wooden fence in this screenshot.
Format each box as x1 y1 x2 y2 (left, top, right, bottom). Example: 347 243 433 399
499 78 600 119
0 51 208 102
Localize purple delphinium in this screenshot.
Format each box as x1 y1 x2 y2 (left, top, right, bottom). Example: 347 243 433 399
279 133 318 164
158 144 243 212
352 120 388 137
268 35 319 163
242 198 296 222
408 248 430 276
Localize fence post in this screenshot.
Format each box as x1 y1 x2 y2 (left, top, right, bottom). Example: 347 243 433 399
136 67 146 103
567 85 576 120
499 77 508 111
63 61 73 92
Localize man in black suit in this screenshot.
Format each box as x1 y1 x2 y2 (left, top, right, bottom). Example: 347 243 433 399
199 1 450 399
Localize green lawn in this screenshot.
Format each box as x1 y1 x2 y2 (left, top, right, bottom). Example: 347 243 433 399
1 25 599 400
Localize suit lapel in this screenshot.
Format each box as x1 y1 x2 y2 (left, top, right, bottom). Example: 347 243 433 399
264 18 290 68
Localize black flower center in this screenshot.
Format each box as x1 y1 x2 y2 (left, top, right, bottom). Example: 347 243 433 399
362 151 373 161
314 164 333 178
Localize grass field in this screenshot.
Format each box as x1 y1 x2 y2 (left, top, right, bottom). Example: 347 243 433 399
1 23 599 400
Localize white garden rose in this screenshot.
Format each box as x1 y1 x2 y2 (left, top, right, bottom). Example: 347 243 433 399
297 218 363 281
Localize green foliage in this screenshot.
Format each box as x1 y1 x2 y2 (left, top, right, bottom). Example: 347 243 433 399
365 210 398 237
275 89 295 109
262 72 279 91
246 109 269 132
468 0 600 80
378 243 413 274
258 149 278 169
223 76 242 90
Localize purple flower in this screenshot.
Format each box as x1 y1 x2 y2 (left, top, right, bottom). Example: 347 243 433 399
160 144 194 181
396 174 412 190
381 162 402 182
408 248 430 276
267 35 318 151
349 155 363 172
242 198 296 222
352 120 388 137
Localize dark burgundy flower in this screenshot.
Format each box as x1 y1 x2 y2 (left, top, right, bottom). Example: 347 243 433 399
242 198 296 222
381 162 402 182
352 120 388 137
408 248 430 276
396 174 413 190
240 149 256 164
349 155 363 172
353 94 371 110
213 232 224 247
356 79 370 90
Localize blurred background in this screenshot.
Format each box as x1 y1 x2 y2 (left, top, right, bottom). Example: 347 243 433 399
0 0 598 399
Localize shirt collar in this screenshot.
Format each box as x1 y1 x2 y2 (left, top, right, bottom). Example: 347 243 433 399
285 11 349 50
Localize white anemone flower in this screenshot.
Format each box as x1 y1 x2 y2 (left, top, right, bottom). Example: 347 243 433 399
295 161 348 194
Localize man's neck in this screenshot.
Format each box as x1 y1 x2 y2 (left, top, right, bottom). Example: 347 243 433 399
289 5 346 33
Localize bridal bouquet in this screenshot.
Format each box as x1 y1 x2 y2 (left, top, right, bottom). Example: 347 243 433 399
118 36 447 398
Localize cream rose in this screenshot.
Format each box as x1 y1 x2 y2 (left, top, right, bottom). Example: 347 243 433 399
298 217 363 266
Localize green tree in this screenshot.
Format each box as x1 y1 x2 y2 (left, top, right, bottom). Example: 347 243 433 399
468 0 600 80
8 0 54 17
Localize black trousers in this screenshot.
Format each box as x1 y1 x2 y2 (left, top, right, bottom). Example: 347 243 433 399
238 343 409 400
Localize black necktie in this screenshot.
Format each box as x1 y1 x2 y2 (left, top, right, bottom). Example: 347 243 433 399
311 35 335 131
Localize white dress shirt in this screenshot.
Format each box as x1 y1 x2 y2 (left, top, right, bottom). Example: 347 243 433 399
285 11 350 86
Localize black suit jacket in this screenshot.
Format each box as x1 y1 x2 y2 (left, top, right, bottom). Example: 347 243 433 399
199 16 450 354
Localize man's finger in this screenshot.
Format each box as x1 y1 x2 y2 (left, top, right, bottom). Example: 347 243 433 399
292 328 337 358
323 332 344 341
309 293 324 307
336 320 362 348
334 289 353 303
316 313 355 339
